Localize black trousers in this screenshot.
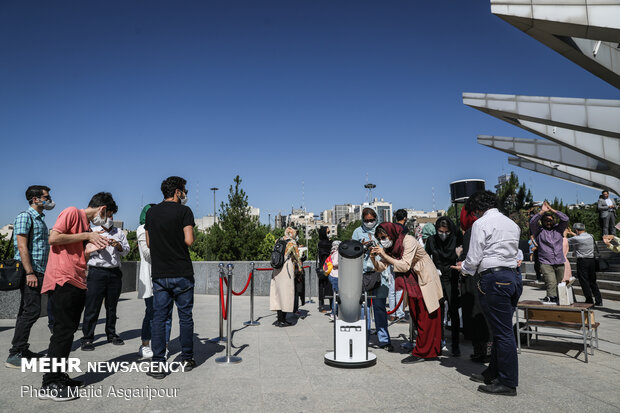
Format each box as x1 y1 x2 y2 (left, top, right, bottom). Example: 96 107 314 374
43 282 86 384
82 266 123 341
9 273 44 355
576 258 603 305
318 275 333 308
439 270 460 349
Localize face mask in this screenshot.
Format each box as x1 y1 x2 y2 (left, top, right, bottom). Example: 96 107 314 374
179 191 188 205
36 199 56 210
380 239 393 249
104 217 114 228
91 209 107 226
438 232 450 241
363 220 376 230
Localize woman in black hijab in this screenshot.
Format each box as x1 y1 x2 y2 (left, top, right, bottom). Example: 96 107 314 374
425 217 463 356
317 226 333 312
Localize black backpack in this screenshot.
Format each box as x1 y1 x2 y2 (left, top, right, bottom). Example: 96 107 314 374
271 239 289 269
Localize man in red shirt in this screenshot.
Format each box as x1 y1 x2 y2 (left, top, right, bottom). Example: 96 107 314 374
39 192 116 402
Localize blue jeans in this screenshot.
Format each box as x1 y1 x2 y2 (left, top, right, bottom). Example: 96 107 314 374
328 276 339 316
367 297 390 345
152 277 195 362
142 296 173 343
388 272 405 318
478 268 523 388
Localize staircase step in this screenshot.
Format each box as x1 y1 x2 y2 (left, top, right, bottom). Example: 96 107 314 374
573 286 620 302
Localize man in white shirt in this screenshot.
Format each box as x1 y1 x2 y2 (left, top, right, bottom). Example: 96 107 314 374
454 190 522 396
80 204 130 351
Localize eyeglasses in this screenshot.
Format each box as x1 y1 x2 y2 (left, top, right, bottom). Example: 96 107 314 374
377 236 389 241
363 219 375 223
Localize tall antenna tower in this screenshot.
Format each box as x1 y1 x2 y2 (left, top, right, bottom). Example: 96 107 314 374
364 183 376 203
302 180 305 211
432 186 436 211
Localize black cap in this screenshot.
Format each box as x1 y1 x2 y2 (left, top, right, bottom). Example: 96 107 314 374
338 240 364 259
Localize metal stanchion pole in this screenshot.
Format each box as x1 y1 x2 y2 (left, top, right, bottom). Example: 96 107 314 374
216 263 242 364
307 263 315 304
210 263 226 343
244 262 260 326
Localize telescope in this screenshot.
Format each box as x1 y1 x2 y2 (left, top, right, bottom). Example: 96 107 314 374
324 240 377 368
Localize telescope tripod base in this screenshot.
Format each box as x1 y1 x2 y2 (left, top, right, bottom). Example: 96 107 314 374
243 320 260 326
324 352 376 368
215 355 242 364
209 337 227 343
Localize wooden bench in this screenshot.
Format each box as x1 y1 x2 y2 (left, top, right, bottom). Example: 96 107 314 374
516 301 599 363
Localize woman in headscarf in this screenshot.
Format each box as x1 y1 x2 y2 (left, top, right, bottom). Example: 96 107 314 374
327 240 341 320
425 216 463 357
317 226 333 313
353 208 393 352
270 227 302 327
420 223 436 248
371 222 443 363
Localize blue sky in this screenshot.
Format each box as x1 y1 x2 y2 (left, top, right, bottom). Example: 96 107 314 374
1 1 618 229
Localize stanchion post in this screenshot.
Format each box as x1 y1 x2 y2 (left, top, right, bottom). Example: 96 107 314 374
210 263 227 343
216 263 242 364
307 263 315 304
244 262 260 326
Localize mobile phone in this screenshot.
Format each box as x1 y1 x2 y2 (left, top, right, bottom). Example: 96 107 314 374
611 239 619 246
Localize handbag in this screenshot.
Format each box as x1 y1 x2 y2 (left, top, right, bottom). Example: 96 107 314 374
362 271 382 292
0 213 33 291
592 235 609 272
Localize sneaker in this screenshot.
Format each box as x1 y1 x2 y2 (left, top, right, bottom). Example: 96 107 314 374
146 366 167 380
58 373 85 388
81 341 95 351
38 381 79 401
182 359 197 372
328 314 335 321
540 296 558 305
139 345 153 359
5 353 22 369
107 336 125 345
21 349 42 359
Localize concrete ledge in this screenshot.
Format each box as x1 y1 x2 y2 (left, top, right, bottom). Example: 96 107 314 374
0 261 316 319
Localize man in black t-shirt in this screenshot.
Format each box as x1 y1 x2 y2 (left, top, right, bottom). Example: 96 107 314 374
145 176 196 378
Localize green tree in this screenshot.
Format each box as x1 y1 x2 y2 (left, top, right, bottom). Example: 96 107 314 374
497 172 533 215
204 176 268 260
122 230 141 261
257 232 277 260
337 220 361 241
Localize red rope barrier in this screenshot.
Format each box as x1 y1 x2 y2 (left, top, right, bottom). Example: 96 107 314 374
254 267 273 271
386 290 405 315
219 277 227 320
222 271 253 296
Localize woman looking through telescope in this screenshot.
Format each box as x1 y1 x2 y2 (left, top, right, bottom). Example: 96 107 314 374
370 222 443 363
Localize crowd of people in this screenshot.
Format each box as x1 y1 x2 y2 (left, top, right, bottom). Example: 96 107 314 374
5 177 197 401
4 181 617 401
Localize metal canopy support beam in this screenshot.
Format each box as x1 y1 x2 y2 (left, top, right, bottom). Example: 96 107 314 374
463 93 620 170
478 135 611 174
491 0 620 89
509 155 620 195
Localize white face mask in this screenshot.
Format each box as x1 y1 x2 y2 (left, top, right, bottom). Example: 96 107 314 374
438 232 450 241
380 239 393 249
179 191 188 205
104 217 114 228
363 220 376 230
91 210 106 227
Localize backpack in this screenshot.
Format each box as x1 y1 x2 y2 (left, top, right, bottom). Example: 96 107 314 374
271 239 290 269
322 255 333 276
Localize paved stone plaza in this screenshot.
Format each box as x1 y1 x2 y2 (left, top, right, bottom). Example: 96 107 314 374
1 284 619 413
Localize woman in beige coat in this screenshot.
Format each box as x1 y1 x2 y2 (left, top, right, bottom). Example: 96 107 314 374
270 227 302 327
371 222 443 363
